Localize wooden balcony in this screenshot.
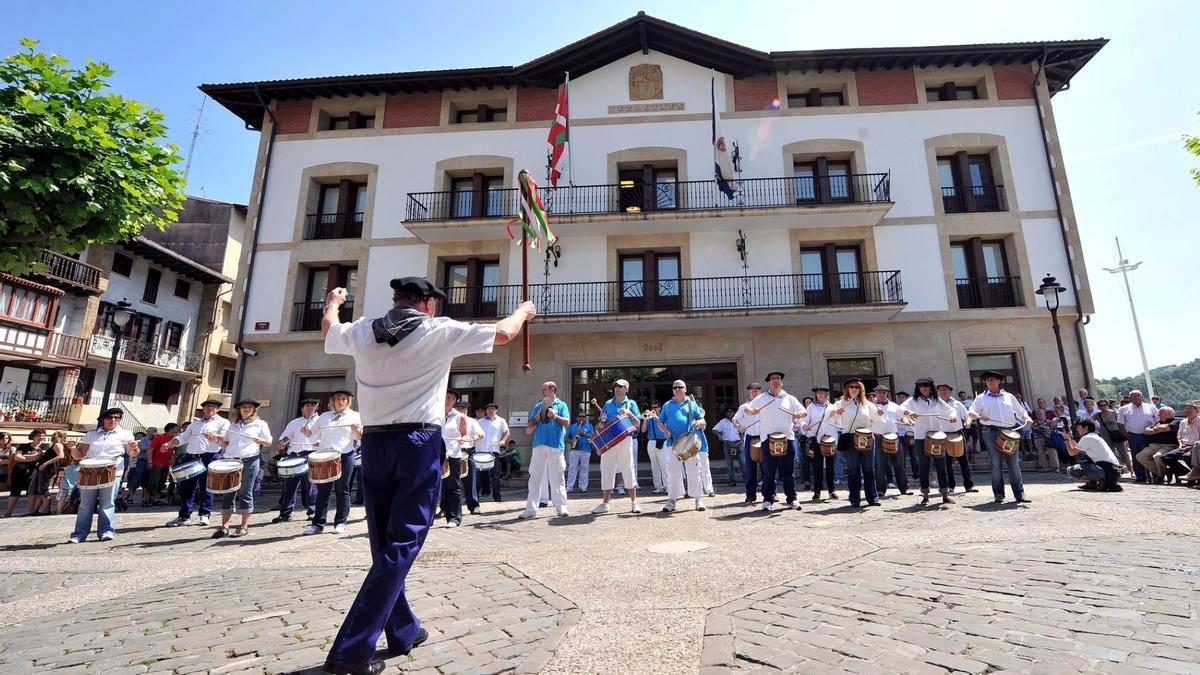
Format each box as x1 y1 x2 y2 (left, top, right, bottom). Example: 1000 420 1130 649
26 250 103 295
0 321 88 367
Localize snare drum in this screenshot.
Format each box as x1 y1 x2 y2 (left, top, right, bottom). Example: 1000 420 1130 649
819 434 837 457
206 459 244 494
169 458 206 483
766 432 789 457
945 433 965 458
78 458 118 490
276 455 308 478
749 437 762 463
354 451 362 468
853 428 874 452
925 431 947 457
995 428 1021 455
672 432 702 461
441 458 451 479
472 452 496 472
881 432 900 454
308 451 343 484
459 457 470 478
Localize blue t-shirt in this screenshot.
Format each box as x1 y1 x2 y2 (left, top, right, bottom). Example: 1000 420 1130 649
644 413 665 440
530 398 571 449
567 421 595 452
603 397 641 438
660 398 704 440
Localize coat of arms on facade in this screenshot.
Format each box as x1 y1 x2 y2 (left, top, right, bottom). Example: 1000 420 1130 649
629 64 664 101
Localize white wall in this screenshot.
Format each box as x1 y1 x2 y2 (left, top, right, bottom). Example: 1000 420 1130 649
243 250 291 335
86 365 187 430
0 367 30 398
569 50 728 120
103 250 203 349
363 245 430 317
874 223 950 312
1021 218 1076 307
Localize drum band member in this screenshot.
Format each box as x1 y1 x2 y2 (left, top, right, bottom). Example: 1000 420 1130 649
828 378 883 507
439 392 469 526
304 390 362 535
641 402 667 493
968 370 1033 503
565 412 594 494
165 399 230 527
938 383 976 493
455 400 485 515
273 398 320 523
69 408 137 543
733 383 762 503
871 384 909 497
213 400 272 538
899 378 956 505
745 372 806 511
319 276 533 674
658 380 708 513
805 385 839 501
520 381 571 519
592 379 642 514
477 403 510 502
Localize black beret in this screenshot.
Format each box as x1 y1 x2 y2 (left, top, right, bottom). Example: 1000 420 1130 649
390 276 447 301
234 399 261 408
299 398 319 406
200 399 224 408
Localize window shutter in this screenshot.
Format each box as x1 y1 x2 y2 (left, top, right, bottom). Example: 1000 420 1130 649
168 381 181 406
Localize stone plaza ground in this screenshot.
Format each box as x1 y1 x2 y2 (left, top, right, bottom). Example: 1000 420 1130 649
0 474 1197 674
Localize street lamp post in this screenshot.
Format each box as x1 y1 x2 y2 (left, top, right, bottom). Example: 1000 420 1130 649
98 299 134 414
1035 275 1074 409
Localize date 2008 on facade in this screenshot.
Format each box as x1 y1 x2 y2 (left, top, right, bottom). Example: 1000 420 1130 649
641 343 663 352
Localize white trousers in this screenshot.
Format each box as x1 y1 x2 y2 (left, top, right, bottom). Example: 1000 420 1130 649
566 449 591 491
527 445 567 511
662 442 702 501
600 436 637 491
647 439 665 489
697 450 713 494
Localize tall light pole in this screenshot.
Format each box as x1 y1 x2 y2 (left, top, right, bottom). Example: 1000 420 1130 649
1035 275 1074 410
99 299 134 414
1102 237 1154 398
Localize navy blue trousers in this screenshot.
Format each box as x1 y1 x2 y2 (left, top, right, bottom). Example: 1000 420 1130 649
742 435 761 501
328 427 443 666
176 453 218 518
313 452 355 528
761 441 797 504
277 459 314 519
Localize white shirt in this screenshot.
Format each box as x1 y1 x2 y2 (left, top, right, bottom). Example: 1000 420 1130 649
804 401 840 438
712 418 740 442
82 427 135 464
938 397 970 432
325 314 496 426
224 418 272 460
1076 406 1100 421
968 390 1031 428
1117 402 1158 435
463 416 484 450
749 390 803 440
733 402 761 437
316 409 361 454
478 416 510 454
280 415 320 454
443 408 467 459
1075 432 1120 465
828 398 882 432
870 400 903 434
899 396 955 440
178 415 231 455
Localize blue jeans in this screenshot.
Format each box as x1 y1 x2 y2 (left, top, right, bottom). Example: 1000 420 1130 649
219 457 261 514
761 441 796 503
72 471 122 540
838 434 877 504
742 436 761 500
875 434 908 494
177 453 218 518
916 439 948 494
278 456 314 518
981 426 1025 499
834 451 845 484
328 426 443 667
808 438 836 495
723 441 742 484
126 459 148 493
314 452 355 528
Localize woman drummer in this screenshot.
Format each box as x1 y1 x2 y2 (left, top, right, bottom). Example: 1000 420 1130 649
898 378 958 505
827 378 884 507
69 408 138 543
213 399 273 538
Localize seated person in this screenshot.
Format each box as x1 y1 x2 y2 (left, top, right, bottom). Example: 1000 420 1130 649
1137 407 1180 484
1064 418 1122 492
1162 401 1197 483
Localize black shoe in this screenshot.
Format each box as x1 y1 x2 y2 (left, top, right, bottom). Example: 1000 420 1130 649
743 498 756 504
493 495 502 502
900 490 912 495
867 500 881 507
1015 495 1032 503
1134 478 1146 484
829 492 838 499
993 496 1004 503
920 495 930 505
211 527 228 539
323 659 384 675
965 486 978 493
271 515 291 523
388 627 429 657
850 502 861 508
1106 484 1124 492
538 502 548 508
811 493 821 501
469 507 479 515
1080 482 1099 491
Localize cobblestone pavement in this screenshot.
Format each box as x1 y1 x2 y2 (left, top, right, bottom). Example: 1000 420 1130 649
0 474 1197 673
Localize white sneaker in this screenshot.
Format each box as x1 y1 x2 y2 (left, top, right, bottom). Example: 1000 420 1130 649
654 487 666 494
661 500 677 513
707 491 716 498
68 537 80 544
518 509 536 519
100 532 114 542
591 503 610 515
695 499 707 512
198 515 210 526
631 502 642 514
332 523 346 534
302 525 323 535
556 509 570 517
166 516 191 527
761 501 773 512
446 520 459 528
887 482 897 489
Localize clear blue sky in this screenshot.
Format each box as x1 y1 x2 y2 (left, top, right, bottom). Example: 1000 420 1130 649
7 0 1197 379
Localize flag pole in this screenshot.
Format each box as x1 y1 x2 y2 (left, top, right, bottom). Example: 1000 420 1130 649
565 71 573 186
521 229 531 371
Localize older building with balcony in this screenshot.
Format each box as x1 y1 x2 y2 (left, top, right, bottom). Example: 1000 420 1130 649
204 14 1103 443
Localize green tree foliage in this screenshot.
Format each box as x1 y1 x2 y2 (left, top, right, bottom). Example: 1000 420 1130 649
0 38 185 274
1187 112 1200 187
1095 359 1200 409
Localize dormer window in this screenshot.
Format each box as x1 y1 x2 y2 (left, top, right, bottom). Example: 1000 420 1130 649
325 112 375 130
454 105 507 124
787 89 845 108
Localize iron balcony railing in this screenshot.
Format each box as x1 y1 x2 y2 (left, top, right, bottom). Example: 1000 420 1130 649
956 276 1023 309
89 335 205 373
292 301 354 332
303 211 364 240
30 250 103 293
0 392 72 426
941 185 1007 213
405 173 892 221
441 271 903 319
